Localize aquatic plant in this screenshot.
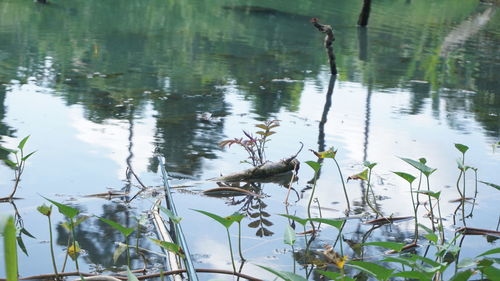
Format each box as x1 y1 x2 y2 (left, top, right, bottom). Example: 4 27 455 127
0 136 36 201
219 120 280 167
37 204 58 279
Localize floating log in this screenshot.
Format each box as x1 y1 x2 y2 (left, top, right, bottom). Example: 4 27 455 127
203 187 262 198
212 158 300 182
456 227 500 237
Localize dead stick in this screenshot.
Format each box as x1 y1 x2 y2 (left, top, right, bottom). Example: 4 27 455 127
311 18 337 75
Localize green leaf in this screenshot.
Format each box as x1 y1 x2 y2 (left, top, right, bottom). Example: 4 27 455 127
149 238 184 258
415 190 441 199
226 212 245 223
455 143 469 154
305 161 321 173
20 227 35 239
3 216 18 281
418 223 438 243
284 224 296 246
98 217 135 238
113 242 128 264
3 158 17 169
17 235 28 256
127 267 139 281
158 205 183 224
0 146 17 154
192 209 234 229
347 261 394 281
37 204 52 216
477 247 500 257
21 151 36 161
308 218 344 230
278 214 308 226
479 181 500 191
419 158 427 164
480 265 500 281
17 136 30 150
393 171 416 184
362 241 405 252
457 258 477 268
400 157 436 177
348 169 368 181
363 161 377 169
316 270 355 281
311 148 337 159
43 196 79 219
257 265 308 281
449 269 474 281
392 271 432 281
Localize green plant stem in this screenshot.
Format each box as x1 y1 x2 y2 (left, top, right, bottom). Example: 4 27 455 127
226 229 236 272
462 153 466 199
456 171 463 198
61 235 71 272
365 168 383 218
70 219 80 272
48 215 59 279
237 222 245 262
307 173 318 233
333 158 350 213
437 199 444 245
416 171 423 206
426 176 436 231
409 183 419 242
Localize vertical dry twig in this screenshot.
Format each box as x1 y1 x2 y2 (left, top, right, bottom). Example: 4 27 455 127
311 18 337 75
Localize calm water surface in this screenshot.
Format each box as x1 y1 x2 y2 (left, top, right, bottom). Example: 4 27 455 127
0 0 499 280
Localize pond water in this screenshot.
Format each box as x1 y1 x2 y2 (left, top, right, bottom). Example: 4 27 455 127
0 0 499 280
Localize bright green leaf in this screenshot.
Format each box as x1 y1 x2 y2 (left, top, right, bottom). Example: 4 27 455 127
415 190 441 199
362 241 405 252
127 267 139 281
0 146 17 154
311 148 337 159
480 265 500 280
308 218 344 230
113 242 128 264
257 265 308 281
3 158 17 169
479 181 500 191
158 205 183 224
149 238 184 258
316 270 355 281
20 228 35 239
226 212 245 223
347 261 394 281
305 161 321 173
348 169 368 181
43 196 79 219
477 247 500 257
393 171 416 184
17 136 30 150
392 271 432 281
400 157 436 177
284 224 296 246
98 217 135 238
457 258 477 268
455 143 469 154
21 151 36 161
363 161 377 169
278 214 308 226
449 269 474 281
37 204 52 216
192 209 234 228
3 216 18 281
